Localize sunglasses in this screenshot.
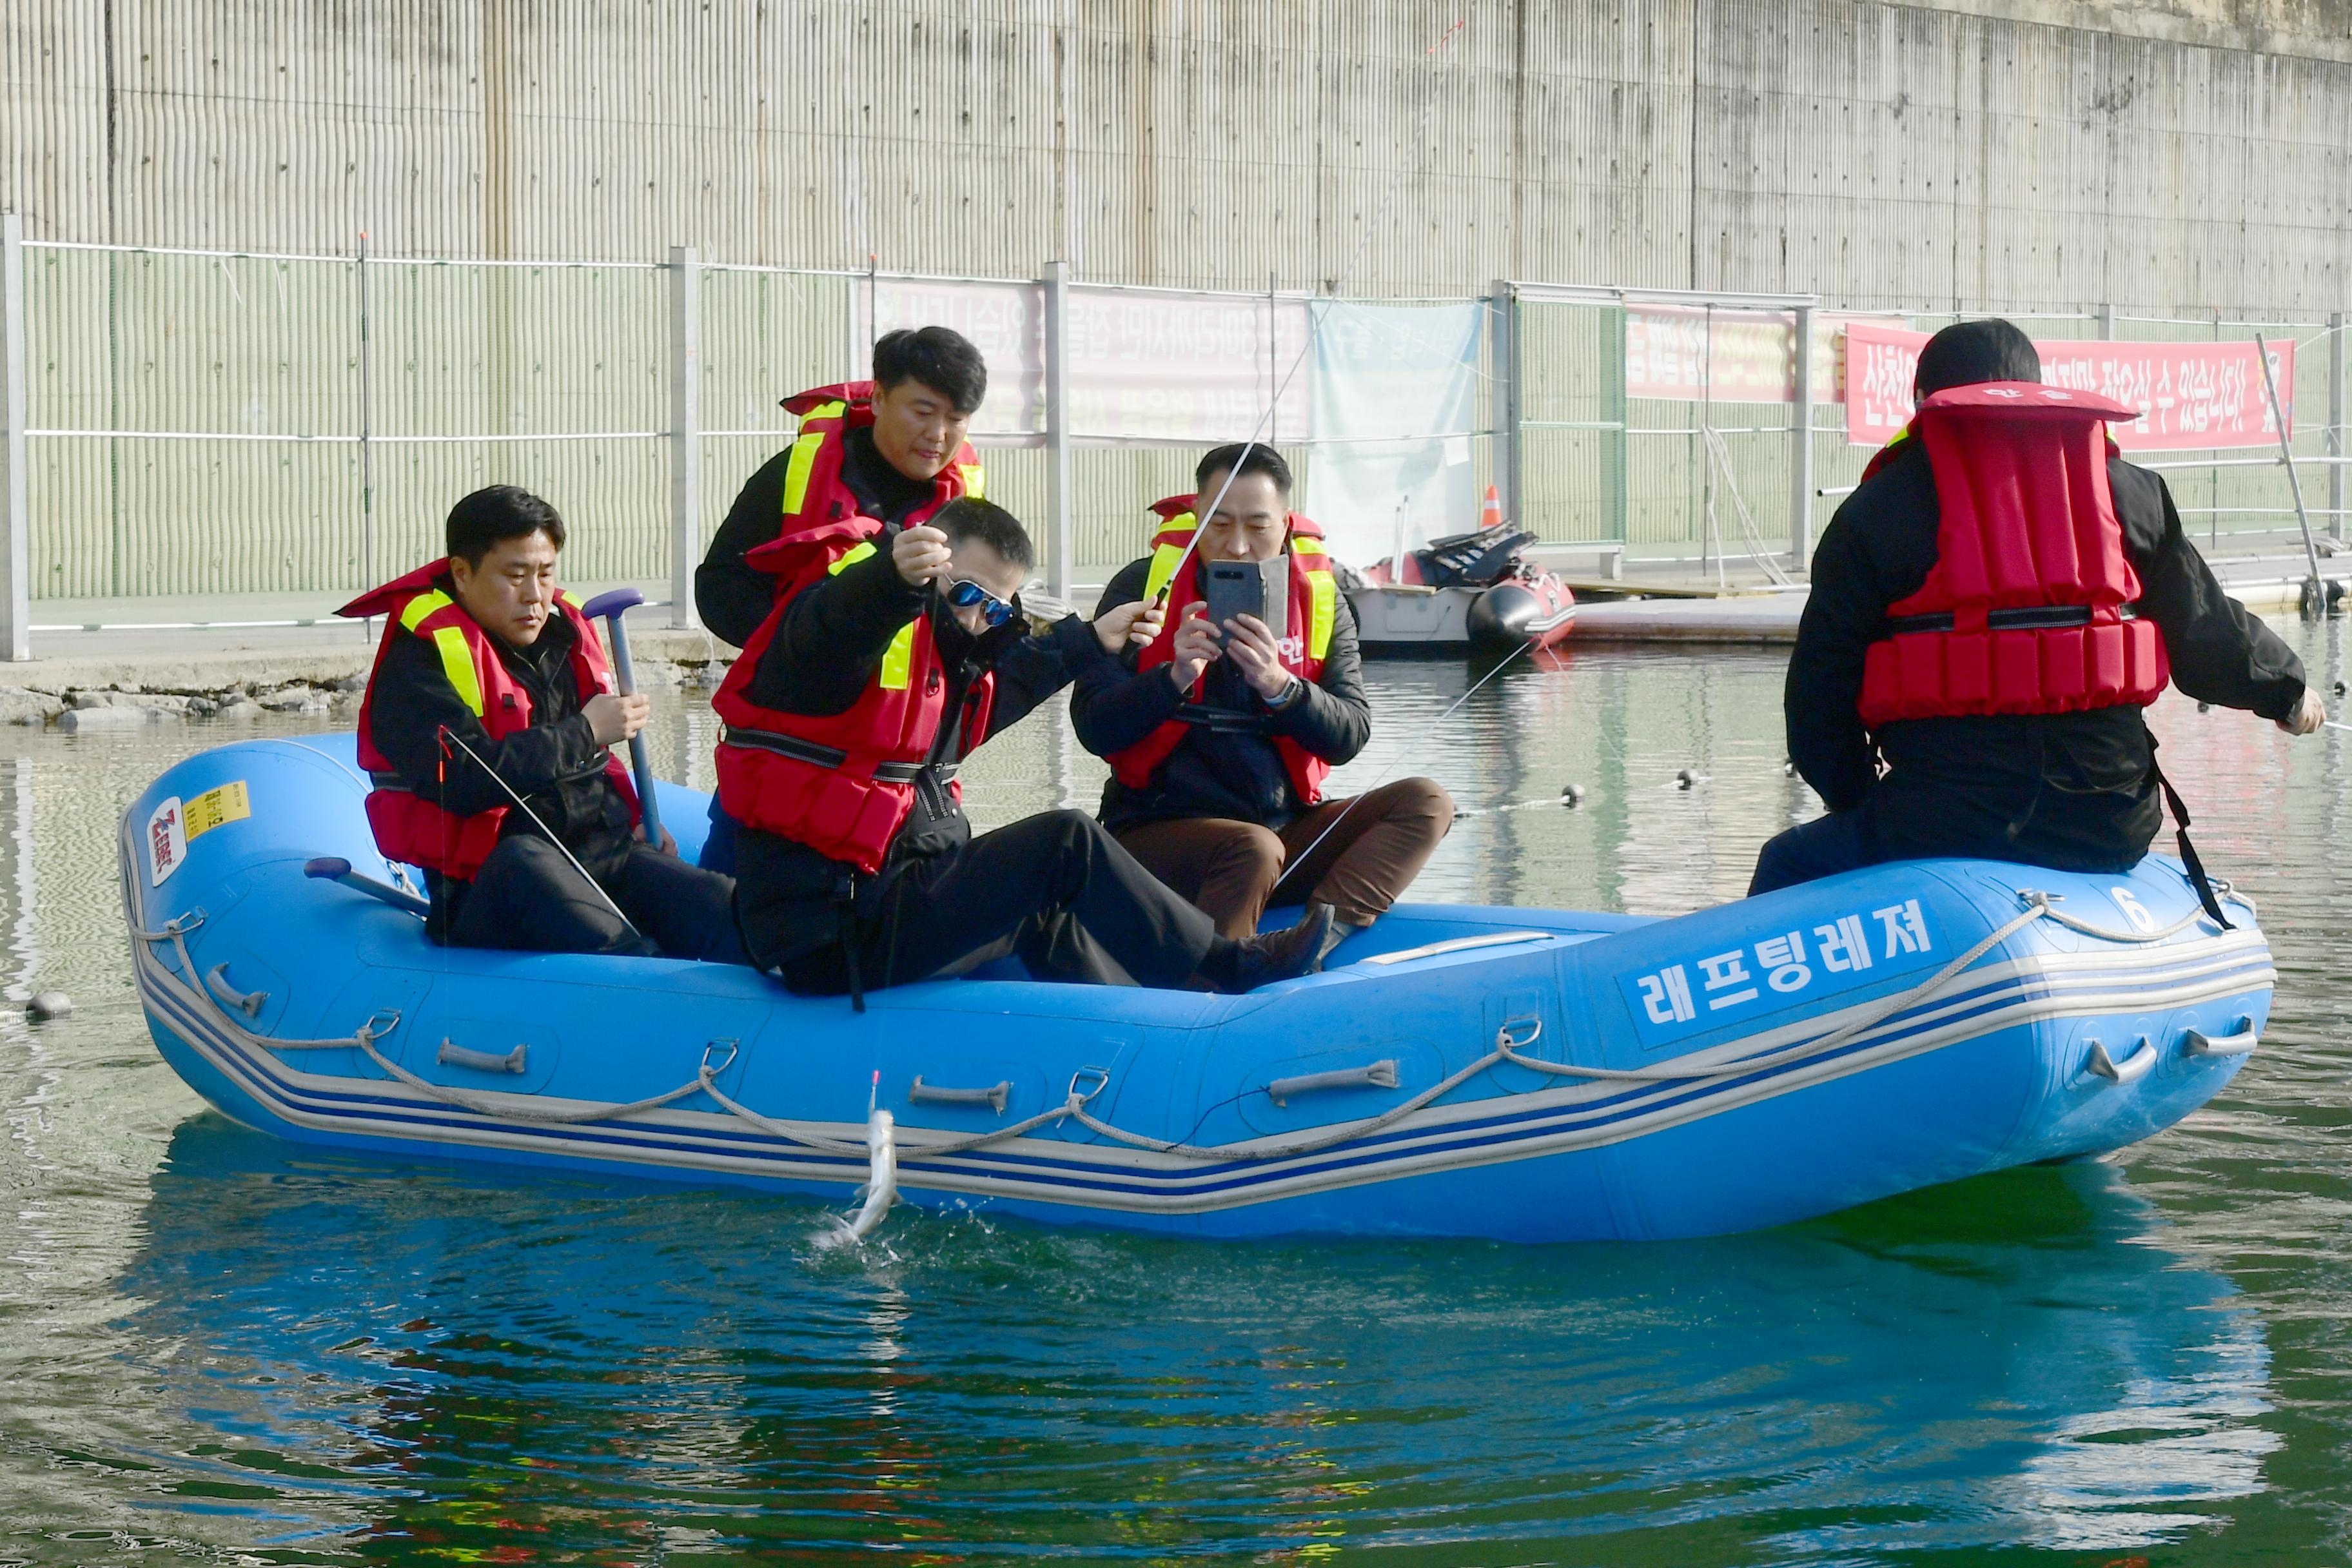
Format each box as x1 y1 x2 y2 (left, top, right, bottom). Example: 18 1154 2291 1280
943 577 1019 628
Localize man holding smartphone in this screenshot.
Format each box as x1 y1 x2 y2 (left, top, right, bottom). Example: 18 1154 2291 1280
1071 444 1455 957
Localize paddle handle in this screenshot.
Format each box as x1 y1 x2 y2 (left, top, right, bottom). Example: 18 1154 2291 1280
579 589 663 849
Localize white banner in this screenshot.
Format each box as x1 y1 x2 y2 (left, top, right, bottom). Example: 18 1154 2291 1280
852 277 1046 443
1066 286 1309 444
849 277 1313 449
1304 302 1487 567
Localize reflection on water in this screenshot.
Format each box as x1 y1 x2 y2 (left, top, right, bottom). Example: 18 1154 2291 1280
1 629 2347 1563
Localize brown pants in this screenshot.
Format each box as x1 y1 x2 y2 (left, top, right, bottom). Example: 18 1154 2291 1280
1112 778 1455 939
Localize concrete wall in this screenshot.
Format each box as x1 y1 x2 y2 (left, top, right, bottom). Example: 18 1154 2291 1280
5 0 2348 312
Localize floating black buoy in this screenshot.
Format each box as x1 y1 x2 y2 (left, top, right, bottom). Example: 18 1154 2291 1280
1676 769 1696 790
2335 680 2347 698
1560 783 1585 807
26 992 72 1023
1783 760 1797 777
2197 701 2211 713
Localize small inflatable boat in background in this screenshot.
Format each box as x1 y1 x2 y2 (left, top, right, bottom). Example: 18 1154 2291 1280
1346 501 1576 657
122 736 2273 1244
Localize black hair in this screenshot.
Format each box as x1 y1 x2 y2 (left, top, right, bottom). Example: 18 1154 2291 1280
931 497 1034 572
446 485 565 565
1195 442 1294 499
872 326 988 414
1914 319 2042 398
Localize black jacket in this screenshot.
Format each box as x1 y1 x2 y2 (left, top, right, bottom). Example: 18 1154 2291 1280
1788 440 2306 869
366 609 636 919
731 538 1112 964
696 426 935 648
1071 556 1372 833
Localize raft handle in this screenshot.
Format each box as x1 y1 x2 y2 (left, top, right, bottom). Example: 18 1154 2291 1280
1268 1061 1400 1108
2183 1017 2259 1058
202 964 268 1019
2084 1036 2157 1086
438 1038 527 1075
910 1076 1010 1115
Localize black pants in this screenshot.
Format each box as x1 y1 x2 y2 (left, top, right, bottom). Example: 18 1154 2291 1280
440 835 752 965
741 809 1219 995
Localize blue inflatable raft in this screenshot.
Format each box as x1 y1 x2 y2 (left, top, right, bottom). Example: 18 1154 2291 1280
120 736 2273 1243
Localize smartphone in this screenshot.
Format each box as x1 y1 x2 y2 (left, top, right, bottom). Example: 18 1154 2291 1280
1202 558 1288 645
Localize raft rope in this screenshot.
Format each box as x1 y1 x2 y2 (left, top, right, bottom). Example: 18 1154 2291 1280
137 881 2255 1169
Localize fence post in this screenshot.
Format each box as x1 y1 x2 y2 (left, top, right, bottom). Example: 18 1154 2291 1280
1491 280 1520 527
668 244 701 629
1043 259 1074 600
1788 304 1814 572
2331 309 2346 542
0 214 29 661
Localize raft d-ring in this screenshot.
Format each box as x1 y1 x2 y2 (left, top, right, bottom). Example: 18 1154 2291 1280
1496 1015 1544 1052
1067 1065 1112 1104
701 1038 740 1078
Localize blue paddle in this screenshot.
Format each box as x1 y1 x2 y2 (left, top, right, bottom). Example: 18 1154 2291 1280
578 588 664 852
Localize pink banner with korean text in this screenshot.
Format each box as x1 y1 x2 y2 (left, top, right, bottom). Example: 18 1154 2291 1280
1841 322 2295 451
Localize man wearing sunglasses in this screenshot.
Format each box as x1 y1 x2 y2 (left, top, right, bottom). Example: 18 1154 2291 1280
692 325 990 873
714 498 1336 1004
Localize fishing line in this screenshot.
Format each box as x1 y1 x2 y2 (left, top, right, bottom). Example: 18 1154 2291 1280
436 725 642 936
1150 16 1471 607
1282 636 1540 877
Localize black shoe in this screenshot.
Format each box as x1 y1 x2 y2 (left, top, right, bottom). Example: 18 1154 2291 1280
1220 905 1334 994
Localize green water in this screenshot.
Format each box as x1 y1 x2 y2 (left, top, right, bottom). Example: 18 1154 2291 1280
1 627 2346 1563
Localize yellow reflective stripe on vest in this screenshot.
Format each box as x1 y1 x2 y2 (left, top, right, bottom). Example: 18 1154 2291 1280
825 540 914 689
959 462 985 500
1290 538 1336 658
1141 541 1190 603
878 625 914 690
429 626 485 716
780 402 845 518
398 589 453 634
1304 569 1336 660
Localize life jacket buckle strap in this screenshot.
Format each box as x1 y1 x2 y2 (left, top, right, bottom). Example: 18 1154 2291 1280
721 725 956 786
1885 602 2142 636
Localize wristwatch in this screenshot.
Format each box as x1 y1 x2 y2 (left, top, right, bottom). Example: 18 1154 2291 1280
1265 674 1306 711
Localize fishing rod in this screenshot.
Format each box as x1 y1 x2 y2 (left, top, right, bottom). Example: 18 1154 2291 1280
1283 638 1541 872
436 725 642 937
1150 16 1471 609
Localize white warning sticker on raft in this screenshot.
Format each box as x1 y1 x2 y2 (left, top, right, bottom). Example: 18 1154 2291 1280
146 796 186 887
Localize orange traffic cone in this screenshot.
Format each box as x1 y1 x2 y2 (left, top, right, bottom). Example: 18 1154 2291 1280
1479 484 1504 531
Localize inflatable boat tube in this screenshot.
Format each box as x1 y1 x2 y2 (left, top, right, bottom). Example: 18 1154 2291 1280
121 736 2273 1242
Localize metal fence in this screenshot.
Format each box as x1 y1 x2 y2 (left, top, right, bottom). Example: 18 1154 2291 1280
0 219 2346 653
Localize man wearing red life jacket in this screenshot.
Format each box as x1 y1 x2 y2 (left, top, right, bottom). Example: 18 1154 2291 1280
1070 444 1454 954
719 496 1333 1001
692 327 991 875
1756 319 2318 899
343 485 747 961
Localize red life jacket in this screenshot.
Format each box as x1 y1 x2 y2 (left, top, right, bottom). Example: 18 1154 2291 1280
338 562 638 880
1856 383 2171 728
1105 495 1340 806
710 520 997 876
771 380 984 546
